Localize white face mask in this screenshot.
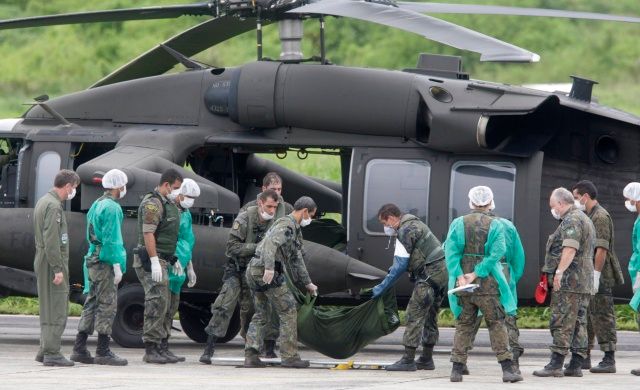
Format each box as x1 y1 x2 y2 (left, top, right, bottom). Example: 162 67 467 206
626 200 637 213
168 188 181 201
300 217 312 227
180 198 194 209
119 186 127 199
551 208 561 220
67 187 76 201
383 226 396 236
574 199 585 211
260 210 274 220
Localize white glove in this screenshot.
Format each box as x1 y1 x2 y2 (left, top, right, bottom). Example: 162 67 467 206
634 272 640 293
150 256 162 283
305 282 318 296
186 261 197 288
113 263 123 285
172 261 184 277
592 271 601 295
263 269 275 284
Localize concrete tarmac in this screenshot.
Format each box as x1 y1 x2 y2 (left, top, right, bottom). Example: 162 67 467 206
1 314 639 389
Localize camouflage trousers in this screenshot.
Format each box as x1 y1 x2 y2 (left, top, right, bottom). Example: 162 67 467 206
245 269 299 360
403 279 444 349
549 290 589 358
586 286 617 352
164 291 180 339
451 294 512 364
470 314 523 354
205 267 279 341
134 257 170 344
77 258 117 336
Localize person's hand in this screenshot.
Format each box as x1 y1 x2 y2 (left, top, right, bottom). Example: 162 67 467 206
52 272 63 285
457 275 468 287
113 264 123 285
151 257 162 283
634 272 640 293
463 272 477 284
172 261 184 277
186 261 197 288
592 270 601 295
263 269 275 284
306 282 318 296
553 271 562 290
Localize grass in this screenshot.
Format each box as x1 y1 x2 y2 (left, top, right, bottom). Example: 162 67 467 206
0 296 82 316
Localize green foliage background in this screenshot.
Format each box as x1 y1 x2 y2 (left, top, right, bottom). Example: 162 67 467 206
1 0 639 117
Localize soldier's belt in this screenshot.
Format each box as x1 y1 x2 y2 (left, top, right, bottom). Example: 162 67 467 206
410 263 443 292
133 245 152 272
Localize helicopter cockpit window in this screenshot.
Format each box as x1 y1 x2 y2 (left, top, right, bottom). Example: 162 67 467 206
35 151 62 202
449 161 516 222
363 159 430 235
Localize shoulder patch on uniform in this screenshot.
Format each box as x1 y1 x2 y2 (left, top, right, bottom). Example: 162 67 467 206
233 221 240 230
566 228 575 236
56 213 61 223
145 203 159 213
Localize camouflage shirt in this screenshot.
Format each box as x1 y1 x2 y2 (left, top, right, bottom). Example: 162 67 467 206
587 203 624 287
543 206 595 294
225 206 274 268
252 214 312 286
397 214 444 273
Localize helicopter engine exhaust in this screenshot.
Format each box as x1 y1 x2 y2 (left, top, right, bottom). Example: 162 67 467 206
205 61 421 138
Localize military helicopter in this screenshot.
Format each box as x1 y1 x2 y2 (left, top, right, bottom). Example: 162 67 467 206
0 0 639 348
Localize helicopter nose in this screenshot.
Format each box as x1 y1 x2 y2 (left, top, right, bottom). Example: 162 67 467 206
346 257 387 292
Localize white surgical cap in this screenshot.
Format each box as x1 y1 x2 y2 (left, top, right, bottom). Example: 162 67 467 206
180 178 201 197
102 169 128 189
468 186 494 207
623 182 640 201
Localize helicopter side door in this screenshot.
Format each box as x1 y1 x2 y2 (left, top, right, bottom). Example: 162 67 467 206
27 141 74 208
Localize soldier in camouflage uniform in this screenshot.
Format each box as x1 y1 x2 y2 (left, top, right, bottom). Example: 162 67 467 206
445 186 522 383
240 172 294 215
373 203 447 372
534 187 595 378
244 196 319 368
71 169 128 366
134 169 183 364
33 170 79 367
572 180 624 373
199 189 280 364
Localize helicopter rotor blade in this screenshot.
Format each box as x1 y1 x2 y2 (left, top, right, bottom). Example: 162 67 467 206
91 15 259 88
0 2 215 30
288 0 539 62
398 2 640 24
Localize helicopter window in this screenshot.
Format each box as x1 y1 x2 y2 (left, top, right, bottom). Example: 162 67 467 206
363 159 430 235
35 151 62 202
449 161 516 222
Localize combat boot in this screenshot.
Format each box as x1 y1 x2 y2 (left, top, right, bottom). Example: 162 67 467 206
461 364 470 375
385 346 417 371
35 352 44 363
450 362 465 382
142 342 168 364
70 332 94 364
94 334 128 366
244 348 266 368
500 359 524 383
415 346 435 370
43 355 75 367
631 368 640 376
199 335 216 364
264 340 278 359
512 349 523 375
159 338 183 363
564 354 584 377
590 351 616 373
281 357 310 368
533 352 565 377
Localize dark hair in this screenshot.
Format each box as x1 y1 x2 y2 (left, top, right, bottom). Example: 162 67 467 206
263 172 282 187
377 203 401 219
258 189 279 203
293 196 317 212
54 169 80 188
160 168 183 187
572 180 598 200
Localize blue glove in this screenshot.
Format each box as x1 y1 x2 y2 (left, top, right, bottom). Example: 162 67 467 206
371 255 409 298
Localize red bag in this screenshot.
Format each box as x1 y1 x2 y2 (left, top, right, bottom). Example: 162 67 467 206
534 274 548 304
